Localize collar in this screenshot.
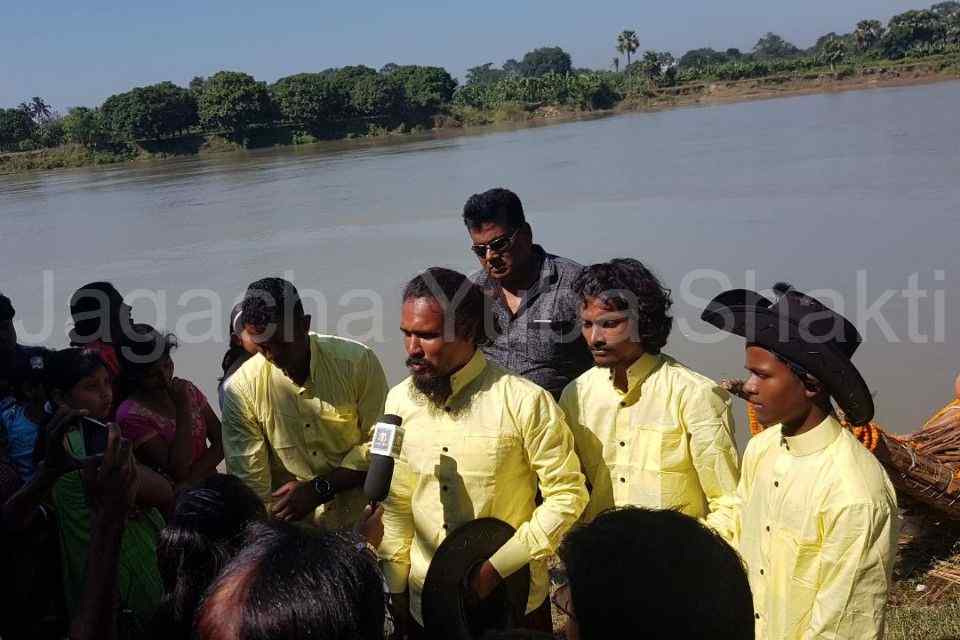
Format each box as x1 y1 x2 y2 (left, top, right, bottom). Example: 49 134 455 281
781 414 843 457
610 352 662 399
448 349 487 403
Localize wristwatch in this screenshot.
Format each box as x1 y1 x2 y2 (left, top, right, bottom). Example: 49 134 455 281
312 476 336 504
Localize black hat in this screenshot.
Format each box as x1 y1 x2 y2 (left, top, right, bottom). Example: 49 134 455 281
701 283 874 425
421 518 531 640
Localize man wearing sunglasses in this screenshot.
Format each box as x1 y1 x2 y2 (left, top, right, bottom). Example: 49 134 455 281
463 188 592 400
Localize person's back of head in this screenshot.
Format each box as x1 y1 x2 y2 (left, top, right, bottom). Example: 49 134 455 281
156 474 267 639
69 282 127 345
195 520 386 640
558 507 754 640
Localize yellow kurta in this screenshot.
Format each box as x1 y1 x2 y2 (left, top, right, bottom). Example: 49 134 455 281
220 333 388 528
559 353 740 536
378 350 587 625
735 415 898 640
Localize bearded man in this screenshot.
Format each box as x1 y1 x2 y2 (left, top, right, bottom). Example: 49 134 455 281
377 267 587 637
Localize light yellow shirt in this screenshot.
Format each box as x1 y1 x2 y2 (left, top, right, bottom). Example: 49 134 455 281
735 415 898 640
378 350 588 625
221 333 388 528
559 353 740 535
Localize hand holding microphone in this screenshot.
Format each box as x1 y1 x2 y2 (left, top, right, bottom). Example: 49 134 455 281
364 414 404 505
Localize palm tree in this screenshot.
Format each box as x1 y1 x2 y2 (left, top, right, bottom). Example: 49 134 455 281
612 57 620 72
617 30 639 68
30 97 51 122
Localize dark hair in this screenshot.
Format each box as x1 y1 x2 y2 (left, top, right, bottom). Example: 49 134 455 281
558 507 754 640
155 474 267 639
43 348 107 394
403 267 495 346
69 282 124 341
117 323 177 390
462 188 526 231
196 521 386 640
0 292 14 322
572 258 673 354
239 278 304 330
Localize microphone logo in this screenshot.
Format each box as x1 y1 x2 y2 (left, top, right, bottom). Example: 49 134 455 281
370 421 404 458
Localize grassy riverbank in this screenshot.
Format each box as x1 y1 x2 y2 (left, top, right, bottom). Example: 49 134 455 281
2 55 958 177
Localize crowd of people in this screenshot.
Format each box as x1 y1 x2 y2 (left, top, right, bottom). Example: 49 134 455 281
0 187 900 640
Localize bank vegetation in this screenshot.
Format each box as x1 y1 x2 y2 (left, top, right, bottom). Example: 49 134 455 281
2 2 960 174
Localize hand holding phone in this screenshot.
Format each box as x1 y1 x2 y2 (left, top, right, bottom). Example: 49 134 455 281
62 416 111 465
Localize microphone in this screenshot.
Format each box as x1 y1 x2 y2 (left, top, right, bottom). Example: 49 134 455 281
364 414 404 504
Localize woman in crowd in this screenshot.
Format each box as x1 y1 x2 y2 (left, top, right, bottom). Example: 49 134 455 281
195 520 388 640
117 324 223 487
154 474 267 639
40 348 172 635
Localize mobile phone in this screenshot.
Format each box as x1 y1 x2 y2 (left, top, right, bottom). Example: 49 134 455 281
63 416 109 463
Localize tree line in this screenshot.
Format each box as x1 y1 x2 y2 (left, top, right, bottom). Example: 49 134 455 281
2 2 958 153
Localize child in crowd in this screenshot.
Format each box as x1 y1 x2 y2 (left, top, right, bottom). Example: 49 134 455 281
117 324 223 487
42 348 173 635
0 347 51 483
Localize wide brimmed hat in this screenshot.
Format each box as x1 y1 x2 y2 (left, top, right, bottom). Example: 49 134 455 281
701 284 874 425
421 518 531 640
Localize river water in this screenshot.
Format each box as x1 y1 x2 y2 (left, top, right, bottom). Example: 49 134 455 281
2 81 959 443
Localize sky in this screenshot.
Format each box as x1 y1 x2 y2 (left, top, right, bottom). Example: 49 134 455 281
1 0 927 112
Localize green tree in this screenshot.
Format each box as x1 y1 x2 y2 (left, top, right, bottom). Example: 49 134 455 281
617 30 639 67
612 57 620 72
0 108 35 151
198 71 275 139
931 1 960 17
189 76 207 96
102 81 197 141
854 20 885 51
881 10 946 58
390 65 457 113
678 47 728 68
725 48 743 59
379 63 400 75
502 59 522 76
822 37 847 70
35 118 65 148
753 32 801 59
62 107 108 146
639 50 663 80
271 73 345 126
519 47 573 77
465 63 507 87
350 74 403 117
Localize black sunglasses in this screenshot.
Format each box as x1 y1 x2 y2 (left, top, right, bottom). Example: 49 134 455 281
470 228 521 259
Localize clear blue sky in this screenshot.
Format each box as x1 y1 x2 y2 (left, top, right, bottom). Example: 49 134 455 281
2 0 925 111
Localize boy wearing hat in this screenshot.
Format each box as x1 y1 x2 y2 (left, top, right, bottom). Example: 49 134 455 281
701 284 898 640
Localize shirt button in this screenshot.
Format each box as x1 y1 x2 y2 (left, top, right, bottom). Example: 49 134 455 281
759 569 764 576
619 441 626 447
305 424 310 428
774 481 779 487
442 447 449 453
766 525 771 532
755 613 760 620
619 401 626 407
620 477 626 483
